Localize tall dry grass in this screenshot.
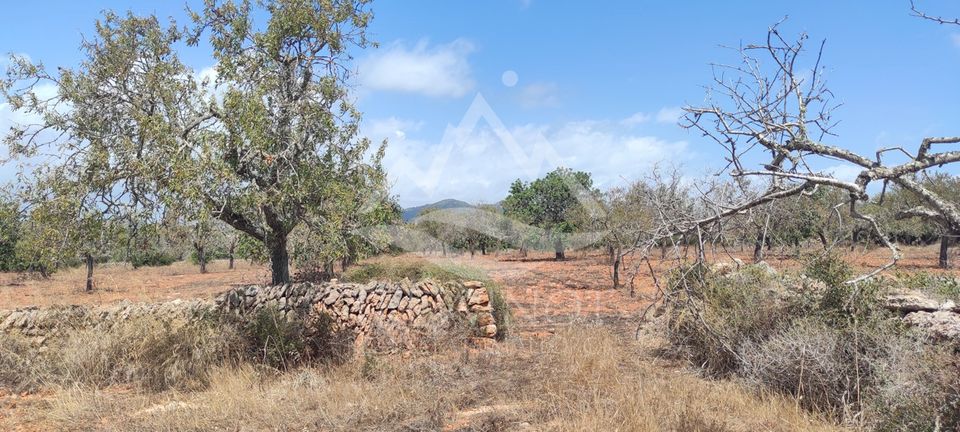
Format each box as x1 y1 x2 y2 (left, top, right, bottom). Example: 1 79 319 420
14 326 842 431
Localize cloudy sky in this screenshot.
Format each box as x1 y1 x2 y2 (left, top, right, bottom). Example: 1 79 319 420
2 1 959 207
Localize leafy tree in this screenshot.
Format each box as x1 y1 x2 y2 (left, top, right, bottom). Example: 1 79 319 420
2 0 385 284
502 168 596 260
0 195 23 272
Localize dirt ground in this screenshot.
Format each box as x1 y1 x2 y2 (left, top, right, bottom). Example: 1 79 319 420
1 244 957 313
4 246 953 431
0 260 270 310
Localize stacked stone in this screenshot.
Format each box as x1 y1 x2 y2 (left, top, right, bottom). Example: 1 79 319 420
1 279 499 345
456 281 497 338
0 299 211 339
214 279 497 340
884 293 960 343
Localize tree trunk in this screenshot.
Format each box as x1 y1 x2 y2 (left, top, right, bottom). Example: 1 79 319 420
197 245 207 274
481 244 487 255
940 235 951 269
553 236 565 261
612 252 621 289
267 234 290 285
84 253 94 292
753 231 765 263
228 242 236 270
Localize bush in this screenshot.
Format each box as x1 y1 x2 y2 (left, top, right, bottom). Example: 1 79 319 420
803 251 853 289
240 307 353 370
663 259 960 428
50 315 245 391
741 318 875 416
868 339 960 431
664 263 796 376
130 251 177 268
487 283 512 341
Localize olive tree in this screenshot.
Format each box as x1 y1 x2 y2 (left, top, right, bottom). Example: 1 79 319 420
2 0 384 284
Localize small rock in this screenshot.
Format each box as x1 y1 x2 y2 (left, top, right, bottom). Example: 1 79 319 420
479 324 497 338
467 288 489 306
322 291 340 306
885 294 941 313
463 280 484 289
904 311 960 342
387 289 404 310
476 312 495 327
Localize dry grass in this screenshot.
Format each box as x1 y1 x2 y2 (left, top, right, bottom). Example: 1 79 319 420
7 326 844 431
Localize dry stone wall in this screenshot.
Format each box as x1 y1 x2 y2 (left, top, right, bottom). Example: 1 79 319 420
215 279 498 342
0 280 498 346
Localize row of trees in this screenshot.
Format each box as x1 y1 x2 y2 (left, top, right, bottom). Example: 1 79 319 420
398 164 960 290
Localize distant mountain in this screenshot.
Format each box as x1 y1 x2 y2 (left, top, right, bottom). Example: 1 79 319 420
402 199 473 222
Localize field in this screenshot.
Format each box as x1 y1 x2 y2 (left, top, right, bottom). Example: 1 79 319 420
1 245 958 430
1 244 953 311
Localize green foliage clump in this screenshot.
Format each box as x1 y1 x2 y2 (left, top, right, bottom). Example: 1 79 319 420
343 258 487 284
130 250 177 268
487 283 512 341
665 262 794 376
803 251 853 288
895 270 960 301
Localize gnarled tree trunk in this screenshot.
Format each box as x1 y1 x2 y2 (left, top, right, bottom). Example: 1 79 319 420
84 253 94 292
266 234 290 284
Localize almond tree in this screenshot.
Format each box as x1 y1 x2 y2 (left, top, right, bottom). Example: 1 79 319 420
2 0 385 284
682 17 960 282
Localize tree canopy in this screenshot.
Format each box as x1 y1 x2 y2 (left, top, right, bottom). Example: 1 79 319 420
1 0 391 284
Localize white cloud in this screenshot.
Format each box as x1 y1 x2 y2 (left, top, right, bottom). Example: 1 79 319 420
518 82 560 108
621 112 651 126
381 98 688 206
655 106 684 124
358 39 475 98
364 116 424 142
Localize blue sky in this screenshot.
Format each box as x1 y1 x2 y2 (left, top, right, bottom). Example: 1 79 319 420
2 1 959 207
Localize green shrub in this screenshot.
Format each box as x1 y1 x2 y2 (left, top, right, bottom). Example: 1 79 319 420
663 259 960 428
663 263 795 376
894 270 960 301
130 250 177 268
803 251 853 288
487 284 512 341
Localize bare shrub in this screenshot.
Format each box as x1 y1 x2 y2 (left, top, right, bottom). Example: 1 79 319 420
0 333 48 392
664 263 796 376
867 339 960 431
740 319 867 417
